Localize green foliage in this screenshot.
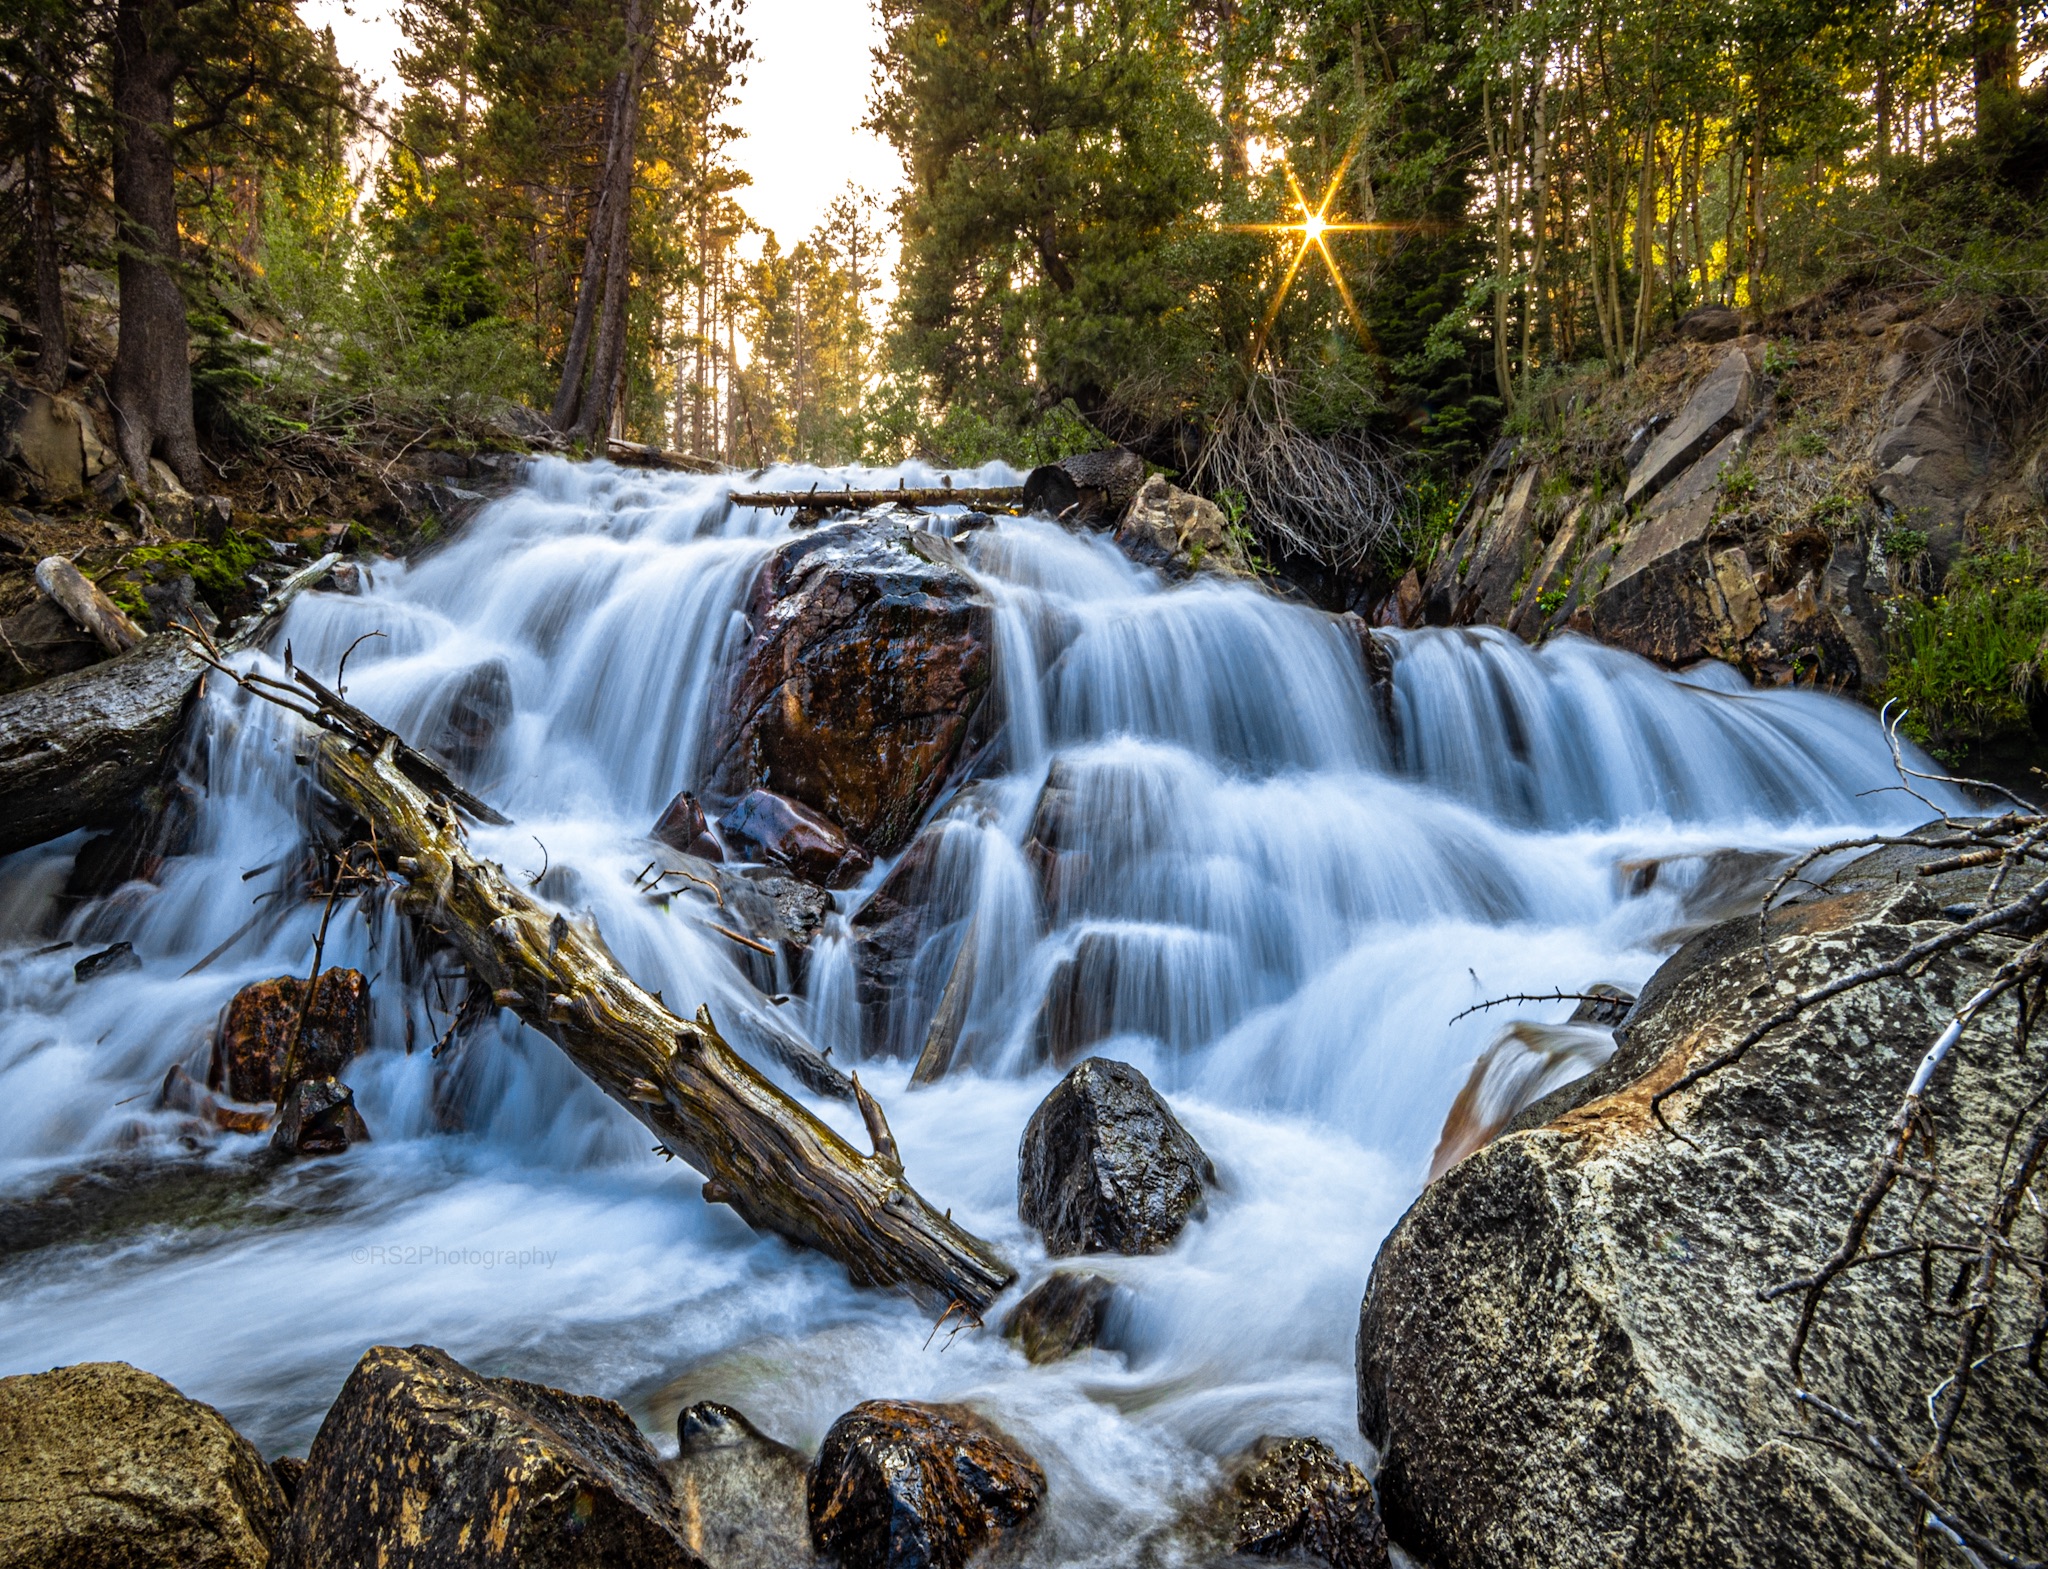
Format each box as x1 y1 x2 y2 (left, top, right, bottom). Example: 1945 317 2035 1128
107 531 267 619
1721 463 1760 504
1884 553 2048 744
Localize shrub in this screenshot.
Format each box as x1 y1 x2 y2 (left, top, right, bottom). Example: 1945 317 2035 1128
1883 551 2048 744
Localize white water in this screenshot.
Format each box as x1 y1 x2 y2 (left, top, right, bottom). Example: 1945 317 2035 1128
0 460 1959 1562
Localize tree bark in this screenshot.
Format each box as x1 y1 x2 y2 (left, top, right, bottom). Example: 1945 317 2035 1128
312 730 1015 1314
109 0 203 490
27 53 70 390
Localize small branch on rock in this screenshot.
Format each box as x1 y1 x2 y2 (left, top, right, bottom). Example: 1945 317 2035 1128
1447 990 1622 1026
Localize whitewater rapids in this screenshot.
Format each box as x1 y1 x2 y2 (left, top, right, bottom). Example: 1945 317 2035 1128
0 459 1959 1564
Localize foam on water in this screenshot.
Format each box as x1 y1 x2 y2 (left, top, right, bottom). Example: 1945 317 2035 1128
0 459 1960 1561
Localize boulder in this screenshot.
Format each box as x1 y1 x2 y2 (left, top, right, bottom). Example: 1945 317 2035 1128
806 1400 1045 1569
73 940 140 981
1358 851 2048 1569
1231 1436 1390 1569
0 1360 285 1569
422 657 513 780
210 968 370 1103
1869 380 1994 565
0 375 86 503
1675 303 1742 343
1622 345 1753 509
720 787 872 889
1001 1271 1119 1363
1022 447 1147 527
653 790 723 861
1018 1057 1215 1256
1113 475 1256 579
277 1343 703 1569
663 1402 813 1569
708 520 993 856
270 1076 371 1157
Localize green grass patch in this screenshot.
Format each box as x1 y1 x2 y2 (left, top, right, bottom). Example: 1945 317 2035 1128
1883 551 2048 745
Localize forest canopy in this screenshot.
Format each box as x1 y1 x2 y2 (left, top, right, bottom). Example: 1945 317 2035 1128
2 0 2043 545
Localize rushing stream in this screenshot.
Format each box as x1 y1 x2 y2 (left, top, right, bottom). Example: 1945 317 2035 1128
0 459 1960 1563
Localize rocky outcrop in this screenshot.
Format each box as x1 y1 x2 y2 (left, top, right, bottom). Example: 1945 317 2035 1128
653 789 723 860
0 375 105 505
1113 474 1257 580
719 787 872 888
1358 849 2048 1569
0 1360 286 1569
1230 1436 1390 1569
806 1400 1045 1569
708 520 993 858
1018 1057 1215 1256
211 968 370 1103
1001 1271 1119 1363
663 1402 812 1569
1869 379 1993 566
1623 345 1754 508
278 1343 703 1569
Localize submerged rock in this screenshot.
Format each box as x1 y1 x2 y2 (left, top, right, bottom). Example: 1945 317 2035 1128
1001 1271 1119 1363
664 1401 813 1569
1018 1057 1214 1257
210 968 369 1103
0 1360 285 1569
278 1343 702 1569
708 519 993 857
807 1399 1045 1569
1231 1436 1390 1569
719 787 871 889
1359 848 2048 1569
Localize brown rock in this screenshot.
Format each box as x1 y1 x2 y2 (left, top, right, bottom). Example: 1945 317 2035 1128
806 1400 1045 1569
720 788 871 889
0 1360 285 1569
210 969 369 1103
270 1077 370 1156
1001 1272 1119 1363
708 521 993 856
1232 1436 1389 1569
1675 304 1742 343
653 790 723 860
1371 568 1423 628
0 375 86 503
278 1344 704 1569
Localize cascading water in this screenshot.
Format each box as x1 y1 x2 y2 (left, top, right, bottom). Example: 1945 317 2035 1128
0 458 1963 1562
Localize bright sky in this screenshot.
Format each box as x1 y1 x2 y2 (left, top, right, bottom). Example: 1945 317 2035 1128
297 0 903 255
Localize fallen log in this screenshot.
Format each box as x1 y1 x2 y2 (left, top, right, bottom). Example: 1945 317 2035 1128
0 553 339 856
607 438 725 475
729 485 1026 518
35 557 143 654
309 730 1014 1315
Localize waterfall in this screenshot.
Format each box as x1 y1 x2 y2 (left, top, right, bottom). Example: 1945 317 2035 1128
0 460 1960 1561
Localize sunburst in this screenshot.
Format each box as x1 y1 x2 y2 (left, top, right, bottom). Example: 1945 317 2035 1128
1226 151 1404 366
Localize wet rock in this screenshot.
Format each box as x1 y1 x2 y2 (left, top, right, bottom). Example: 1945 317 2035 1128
708 520 993 856
720 787 872 888
278 1344 702 1569
1113 475 1256 579
0 1360 286 1569
849 828 952 1054
422 657 512 779
654 789 724 860
1001 1271 1119 1363
807 1399 1045 1569
73 940 140 981
210 968 370 1103
269 1077 370 1157
1358 850 2048 1569
1019 1057 1215 1257
1566 982 1636 1028
1675 303 1742 343
664 1402 813 1569
1622 345 1753 508
155 1062 273 1135
1370 567 1423 628
1231 1436 1390 1569
65 777 199 898
1022 446 1147 527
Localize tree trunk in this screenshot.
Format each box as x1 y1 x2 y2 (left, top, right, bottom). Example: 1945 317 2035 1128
109 0 203 490
27 55 70 391
570 0 648 444
1973 0 2019 138
312 730 1015 1314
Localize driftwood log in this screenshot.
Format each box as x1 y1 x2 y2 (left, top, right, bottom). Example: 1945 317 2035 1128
0 553 338 856
730 486 1026 519
35 556 144 654
313 731 1014 1314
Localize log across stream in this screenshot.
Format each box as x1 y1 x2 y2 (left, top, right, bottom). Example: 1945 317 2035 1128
0 459 1959 1559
